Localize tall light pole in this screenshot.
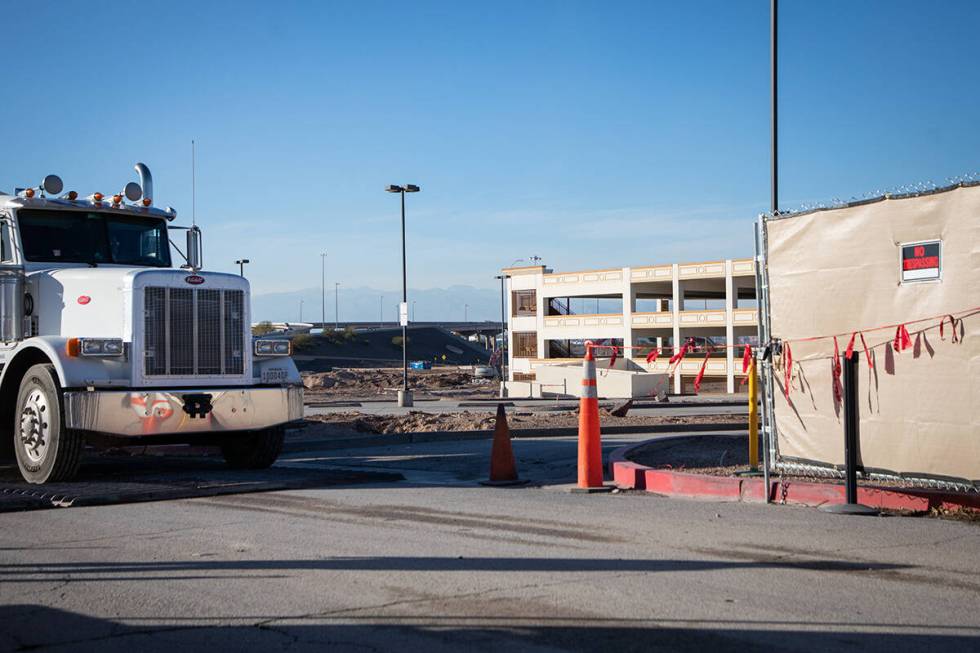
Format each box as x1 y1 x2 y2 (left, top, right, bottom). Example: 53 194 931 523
464 303 469 322
379 296 383 328
771 0 779 217
320 252 327 330
386 183 420 407
334 282 340 331
412 300 416 322
495 274 509 397
235 258 250 277
299 299 304 322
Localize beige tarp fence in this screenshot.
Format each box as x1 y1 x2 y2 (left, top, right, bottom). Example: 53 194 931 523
765 184 979 485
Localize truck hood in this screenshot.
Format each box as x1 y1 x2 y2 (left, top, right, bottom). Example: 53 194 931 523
29 267 249 339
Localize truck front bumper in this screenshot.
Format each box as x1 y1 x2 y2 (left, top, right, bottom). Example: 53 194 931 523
62 386 305 437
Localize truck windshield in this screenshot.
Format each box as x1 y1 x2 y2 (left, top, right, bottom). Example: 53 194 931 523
17 209 171 267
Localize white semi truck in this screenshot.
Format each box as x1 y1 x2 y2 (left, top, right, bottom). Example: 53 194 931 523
0 164 303 483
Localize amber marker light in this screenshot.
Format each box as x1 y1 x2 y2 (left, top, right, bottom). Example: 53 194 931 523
66 338 82 357
67 191 78 201
142 198 152 207
112 194 123 204
93 192 104 202
24 188 35 198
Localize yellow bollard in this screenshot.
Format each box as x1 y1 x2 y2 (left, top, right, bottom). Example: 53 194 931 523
748 357 759 471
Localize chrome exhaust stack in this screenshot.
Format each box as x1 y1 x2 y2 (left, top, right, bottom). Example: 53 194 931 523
186 226 203 272
134 162 153 204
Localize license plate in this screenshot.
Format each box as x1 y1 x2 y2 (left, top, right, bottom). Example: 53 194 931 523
261 368 288 384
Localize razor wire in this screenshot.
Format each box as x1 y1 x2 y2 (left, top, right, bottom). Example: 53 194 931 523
769 175 980 220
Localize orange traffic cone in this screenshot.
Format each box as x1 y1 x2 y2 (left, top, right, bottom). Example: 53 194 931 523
573 344 612 493
480 403 528 487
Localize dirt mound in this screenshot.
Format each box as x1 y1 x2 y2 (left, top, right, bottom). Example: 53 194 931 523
302 367 497 399
309 410 496 435
292 326 492 371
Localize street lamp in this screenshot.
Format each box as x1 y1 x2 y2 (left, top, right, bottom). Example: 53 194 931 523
495 274 510 397
386 183 420 407
320 252 327 330
334 282 340 331
464 303 469 322
235 258 250 277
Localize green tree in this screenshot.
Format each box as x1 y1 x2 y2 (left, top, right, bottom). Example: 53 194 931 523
252 321 276 336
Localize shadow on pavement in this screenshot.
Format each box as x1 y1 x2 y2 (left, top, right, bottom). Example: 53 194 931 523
0 454 401 513
0 429 734 511
0 555 913 578
1 605 977 653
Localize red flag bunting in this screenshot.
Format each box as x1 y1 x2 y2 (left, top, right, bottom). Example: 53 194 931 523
608 347 618 368
844 332 856 360
940 315 959 343
859 332 873 369
893 324 912 352
693 352 709 393
832 337 843 404
668 342 689 365
783 342 792 398
742 344 753 374
646 347 659 364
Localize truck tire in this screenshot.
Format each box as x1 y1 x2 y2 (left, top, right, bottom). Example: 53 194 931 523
13 364 83 484
220 426 285 470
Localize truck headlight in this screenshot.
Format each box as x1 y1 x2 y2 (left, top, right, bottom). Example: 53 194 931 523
254 339 291 356
66 338 125 357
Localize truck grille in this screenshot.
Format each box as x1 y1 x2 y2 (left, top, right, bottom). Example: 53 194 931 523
143 287 245 376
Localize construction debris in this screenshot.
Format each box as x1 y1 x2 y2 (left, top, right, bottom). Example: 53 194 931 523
302 367 498 398
304 409 746 436
609 399 634 418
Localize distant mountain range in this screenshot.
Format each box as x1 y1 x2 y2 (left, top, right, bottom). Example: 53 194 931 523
251 284 504 324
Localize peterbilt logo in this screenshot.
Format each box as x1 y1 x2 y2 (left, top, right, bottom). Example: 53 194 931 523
184 275 205 285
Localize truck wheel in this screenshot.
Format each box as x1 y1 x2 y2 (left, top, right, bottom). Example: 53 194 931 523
220 426 285 470
13 364 83 484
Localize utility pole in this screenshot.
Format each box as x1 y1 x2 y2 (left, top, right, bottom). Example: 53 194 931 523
495 274 509 397
760 0 779 504
320 252 327 330
771 0 778 216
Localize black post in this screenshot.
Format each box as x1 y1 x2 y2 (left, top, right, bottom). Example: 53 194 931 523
822 354 878 515
843 353 859 504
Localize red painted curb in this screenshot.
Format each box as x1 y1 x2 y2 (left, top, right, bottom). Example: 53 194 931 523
643 469 742 501
609 439 979 513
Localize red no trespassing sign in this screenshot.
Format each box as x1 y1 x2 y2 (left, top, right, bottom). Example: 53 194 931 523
901 240 941 283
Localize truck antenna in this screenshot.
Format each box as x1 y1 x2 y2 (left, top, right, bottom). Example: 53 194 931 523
191 139 197 227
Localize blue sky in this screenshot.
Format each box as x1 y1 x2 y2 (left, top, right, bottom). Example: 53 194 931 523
3 0 978 310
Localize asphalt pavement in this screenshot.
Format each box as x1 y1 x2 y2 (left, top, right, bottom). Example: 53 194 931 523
304 397 749 419
1 429 978 652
